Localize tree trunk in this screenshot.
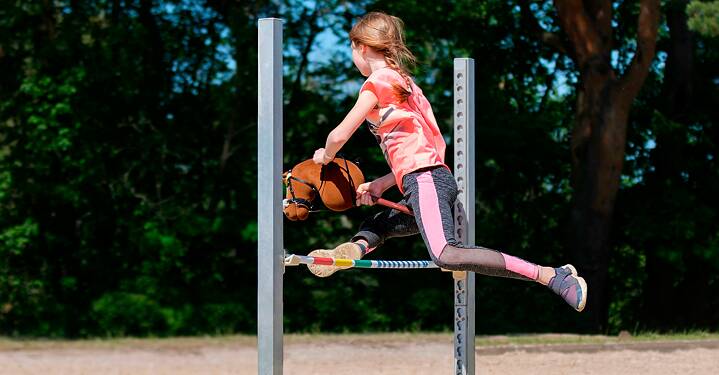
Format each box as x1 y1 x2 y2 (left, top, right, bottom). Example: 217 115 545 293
662 0 694 121
569 70 626 331
553 0 660 331
644 0 694 328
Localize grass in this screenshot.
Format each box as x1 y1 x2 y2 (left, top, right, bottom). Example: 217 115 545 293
0 331 717 351
474 330 719 347
0 335 256 351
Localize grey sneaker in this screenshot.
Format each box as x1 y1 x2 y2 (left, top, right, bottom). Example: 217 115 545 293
548 264 588 312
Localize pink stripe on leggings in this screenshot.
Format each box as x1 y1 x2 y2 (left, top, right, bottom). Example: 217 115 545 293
416 171 447 258
501 254 539 280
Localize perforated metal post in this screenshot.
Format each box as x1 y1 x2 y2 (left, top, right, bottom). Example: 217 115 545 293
453 58 476 375
258 17 283 375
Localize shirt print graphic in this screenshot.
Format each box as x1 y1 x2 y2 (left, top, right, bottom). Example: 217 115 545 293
366 121 393 170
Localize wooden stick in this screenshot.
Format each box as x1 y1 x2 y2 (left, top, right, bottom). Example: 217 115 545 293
372 196 413 215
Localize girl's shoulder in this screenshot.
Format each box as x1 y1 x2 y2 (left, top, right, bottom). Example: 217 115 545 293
366 67 407 83
360 67 415 103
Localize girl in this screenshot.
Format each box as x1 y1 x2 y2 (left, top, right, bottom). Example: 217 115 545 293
309 12 587 312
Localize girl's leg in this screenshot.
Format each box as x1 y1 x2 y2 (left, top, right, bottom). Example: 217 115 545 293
307 199 419 277
403 167 587 311
351 199 420 255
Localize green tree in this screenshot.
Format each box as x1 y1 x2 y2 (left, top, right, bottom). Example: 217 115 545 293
0 0 717 337
687 0 719 37
518 0 661 330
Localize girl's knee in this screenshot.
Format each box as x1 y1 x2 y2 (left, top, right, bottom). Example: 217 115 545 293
434 259 464 271
432 244 466 271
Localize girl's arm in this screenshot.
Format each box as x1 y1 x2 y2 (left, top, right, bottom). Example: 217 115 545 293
373 172 396 192
356 172 396 206
313 90 378 164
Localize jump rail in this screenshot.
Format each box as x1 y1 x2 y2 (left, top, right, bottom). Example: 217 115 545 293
285 254 438 269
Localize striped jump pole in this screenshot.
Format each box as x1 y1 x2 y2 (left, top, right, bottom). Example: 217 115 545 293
257 18 476 375
285 254 439 269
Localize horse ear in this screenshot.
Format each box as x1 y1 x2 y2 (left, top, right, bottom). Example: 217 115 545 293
282 171 289 183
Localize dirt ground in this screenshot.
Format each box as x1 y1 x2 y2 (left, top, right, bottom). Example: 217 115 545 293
1 334 718 375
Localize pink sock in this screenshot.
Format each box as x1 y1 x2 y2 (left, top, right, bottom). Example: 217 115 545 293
501 253 539 280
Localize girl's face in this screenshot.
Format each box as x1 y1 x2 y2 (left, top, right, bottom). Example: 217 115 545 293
351 42 371 77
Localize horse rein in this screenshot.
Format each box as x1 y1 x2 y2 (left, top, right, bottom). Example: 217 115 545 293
283 172 321 212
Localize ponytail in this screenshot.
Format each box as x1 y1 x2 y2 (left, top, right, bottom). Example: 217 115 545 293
349 12 417 102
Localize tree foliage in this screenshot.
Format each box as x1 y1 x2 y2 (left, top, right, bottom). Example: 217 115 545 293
0 0 717 337
688 0 719 37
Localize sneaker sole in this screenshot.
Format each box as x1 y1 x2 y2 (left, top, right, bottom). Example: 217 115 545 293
307 243 362 278
306 249 337 278
576 276 588 312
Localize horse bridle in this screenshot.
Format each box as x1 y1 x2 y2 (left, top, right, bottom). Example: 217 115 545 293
282 158 357 213
283 172 320 212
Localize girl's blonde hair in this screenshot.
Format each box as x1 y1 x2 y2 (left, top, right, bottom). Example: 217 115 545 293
349 12 417 102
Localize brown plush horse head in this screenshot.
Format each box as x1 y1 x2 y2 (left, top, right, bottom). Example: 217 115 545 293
282 158 364 221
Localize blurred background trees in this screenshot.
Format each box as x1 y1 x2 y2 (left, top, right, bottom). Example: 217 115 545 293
0 0 717 337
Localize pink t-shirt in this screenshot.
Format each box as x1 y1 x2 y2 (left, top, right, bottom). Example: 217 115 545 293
360 67 448 193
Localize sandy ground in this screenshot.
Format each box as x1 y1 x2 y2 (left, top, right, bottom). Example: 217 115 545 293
1 334 718 375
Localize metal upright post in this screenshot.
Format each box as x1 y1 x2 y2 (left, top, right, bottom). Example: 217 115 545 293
258 17 284 375
452 58 476 375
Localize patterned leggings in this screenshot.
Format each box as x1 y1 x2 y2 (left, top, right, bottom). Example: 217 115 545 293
352 166 539 281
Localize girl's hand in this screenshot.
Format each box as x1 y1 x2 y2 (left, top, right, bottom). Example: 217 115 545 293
356 180 385 206
312 148 333 165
